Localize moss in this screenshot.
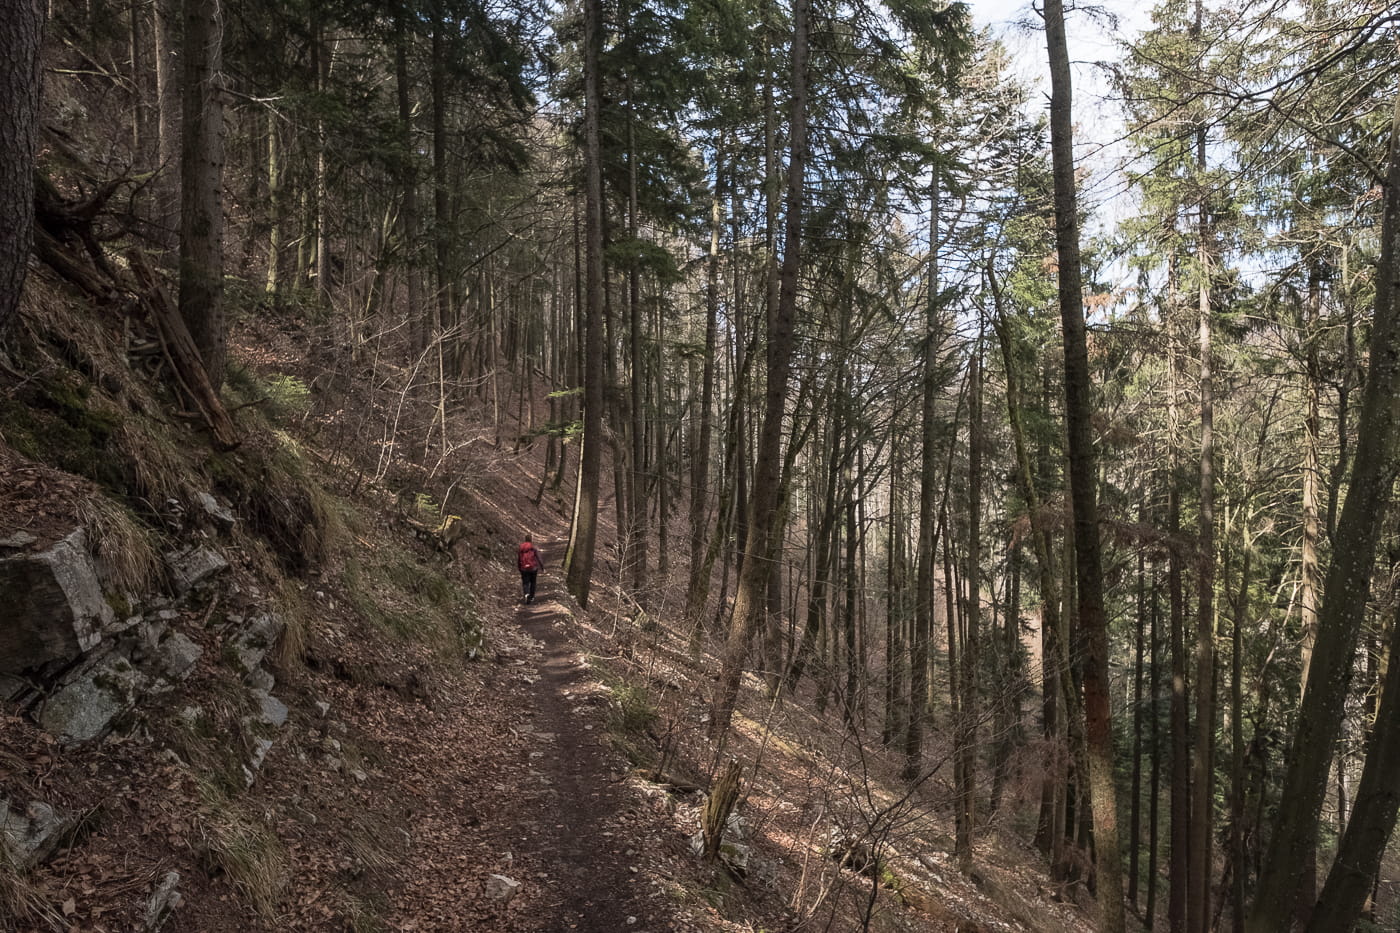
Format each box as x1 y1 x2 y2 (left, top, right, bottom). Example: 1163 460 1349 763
0 384 128 494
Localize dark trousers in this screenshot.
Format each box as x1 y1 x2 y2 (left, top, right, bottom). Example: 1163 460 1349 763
520 570 537 601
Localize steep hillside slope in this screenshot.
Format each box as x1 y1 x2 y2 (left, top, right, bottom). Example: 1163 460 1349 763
2 272 1098 933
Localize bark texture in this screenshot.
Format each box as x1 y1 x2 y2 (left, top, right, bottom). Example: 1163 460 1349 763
0 0 44 333
178 0 226 385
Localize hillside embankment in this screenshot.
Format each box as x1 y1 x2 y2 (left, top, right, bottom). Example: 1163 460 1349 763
2 272 1093 932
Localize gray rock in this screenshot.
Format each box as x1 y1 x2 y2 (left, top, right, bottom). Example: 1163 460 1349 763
227 614 284 673
239 690 287 786
0 529 110 674
485 874 521 902
155 632 202 681
39 654 149 743
104 614 143 637
143 870 182 932
253 691 288 729
164 546 228 594
314 700 331 718
244 738 274 785
0 531 37 550
194 492 236 532
245 666 275 693
0 799 78 869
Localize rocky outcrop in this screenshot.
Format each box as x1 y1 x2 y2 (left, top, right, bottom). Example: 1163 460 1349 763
0 529 110 675
39 652 149 743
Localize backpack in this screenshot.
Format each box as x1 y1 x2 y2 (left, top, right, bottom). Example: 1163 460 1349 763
518 543 539 572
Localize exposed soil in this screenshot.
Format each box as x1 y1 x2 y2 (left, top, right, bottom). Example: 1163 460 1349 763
294 566 704 932
505 589 675 930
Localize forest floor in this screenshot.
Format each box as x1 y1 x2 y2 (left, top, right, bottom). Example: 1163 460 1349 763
3 293 1106 932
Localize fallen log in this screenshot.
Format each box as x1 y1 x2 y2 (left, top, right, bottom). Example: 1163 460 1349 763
126 250 239 452
32 225 116 303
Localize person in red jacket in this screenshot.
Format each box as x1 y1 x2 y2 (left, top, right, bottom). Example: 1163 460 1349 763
517 536 543 604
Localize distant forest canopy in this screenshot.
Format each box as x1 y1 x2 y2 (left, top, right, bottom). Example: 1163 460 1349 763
2 0 1400 930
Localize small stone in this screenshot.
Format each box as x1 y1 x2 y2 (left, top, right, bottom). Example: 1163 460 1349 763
485 873 521 902
314 701 331 718
251 691 288 728
163 545 229 594
627 918 637 925
0 798 78 869
350 769 367 783
156 633 202 681
0 531 37 549
194 492 236 532
245 667 275 693
227 613 284 673
143 870 182 932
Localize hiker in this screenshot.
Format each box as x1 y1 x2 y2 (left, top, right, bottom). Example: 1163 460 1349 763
517 536 543 604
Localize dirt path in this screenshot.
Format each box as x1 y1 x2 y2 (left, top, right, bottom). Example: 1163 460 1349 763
368 565 694 933
507 594 667 931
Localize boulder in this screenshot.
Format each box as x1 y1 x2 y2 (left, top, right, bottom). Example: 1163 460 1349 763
0 529 109 674
0 799 78 869
164 545 228 594
39 653 149 743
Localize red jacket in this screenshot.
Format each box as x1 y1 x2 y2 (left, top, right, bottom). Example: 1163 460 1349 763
518 542 542 572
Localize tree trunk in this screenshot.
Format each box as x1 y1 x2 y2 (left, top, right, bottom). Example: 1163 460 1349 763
956 343 982 874
1247 91 1400 933
1168 311 1191 933
1288 91 1400 933
905 179 944 781
710 0 809 740
1130 500 1146 909
1231 534 1251 933
394 12 423 351
0 0 42 333
565 0 606 608
687 148 724 620
153 0 179 249
1043 0 1125 925
1189 49 1218 926
626 96 647 598
1148 568 1162 926
178 0 226 387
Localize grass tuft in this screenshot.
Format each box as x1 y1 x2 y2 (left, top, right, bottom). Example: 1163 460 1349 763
200 810 288 921
77 494 162 596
